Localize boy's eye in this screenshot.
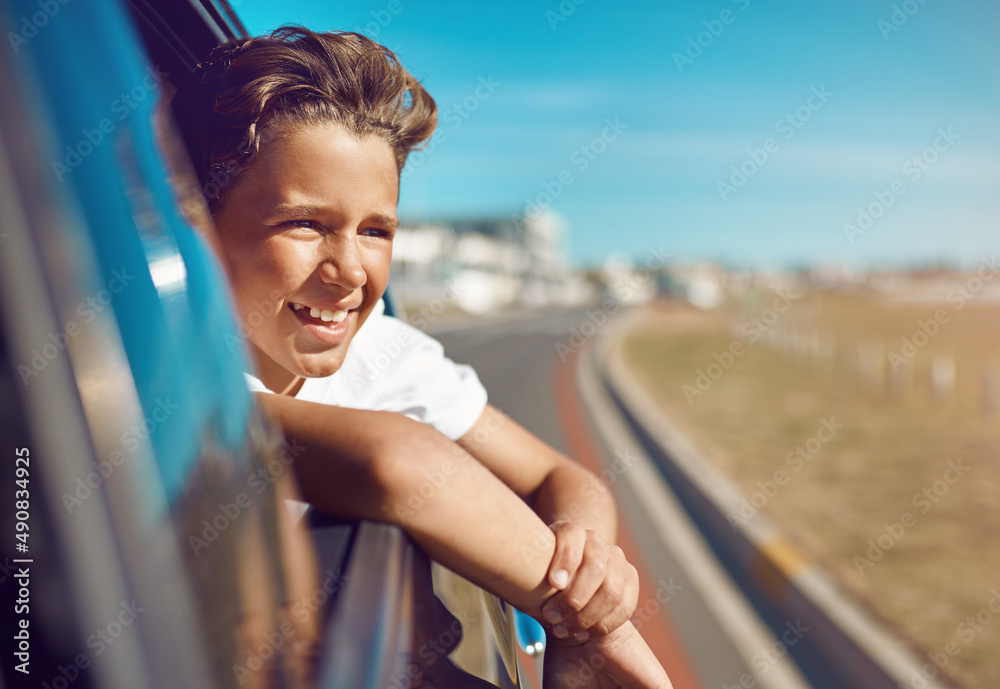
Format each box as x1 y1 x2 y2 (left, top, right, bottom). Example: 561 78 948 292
282 219 319 229
359 227 393 239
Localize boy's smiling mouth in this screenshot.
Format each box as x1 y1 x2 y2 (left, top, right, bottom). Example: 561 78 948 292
290 302 349 324
288 301 359 346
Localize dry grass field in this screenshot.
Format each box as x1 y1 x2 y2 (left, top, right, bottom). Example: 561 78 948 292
621 291 1000 689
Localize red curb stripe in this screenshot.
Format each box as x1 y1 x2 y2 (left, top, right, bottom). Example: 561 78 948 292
553 347 707 689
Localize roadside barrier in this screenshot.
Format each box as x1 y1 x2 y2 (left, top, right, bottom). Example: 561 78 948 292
593 310 954 689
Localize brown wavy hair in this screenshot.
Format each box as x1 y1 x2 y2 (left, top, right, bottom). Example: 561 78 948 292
172 26 437 210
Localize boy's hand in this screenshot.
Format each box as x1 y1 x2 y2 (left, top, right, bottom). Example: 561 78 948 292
540 521 639 642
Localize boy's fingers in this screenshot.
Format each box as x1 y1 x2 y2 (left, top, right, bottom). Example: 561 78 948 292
543 534 609 633
573 561 639 637
546 521 586 592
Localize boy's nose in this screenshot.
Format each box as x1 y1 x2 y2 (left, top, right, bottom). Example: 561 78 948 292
318 235 366 289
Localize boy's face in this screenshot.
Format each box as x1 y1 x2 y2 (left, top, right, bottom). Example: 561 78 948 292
212 123 399 392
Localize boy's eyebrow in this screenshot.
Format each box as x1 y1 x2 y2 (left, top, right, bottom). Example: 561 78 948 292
267 203 327 218
267 204 399 229
369 213 400 230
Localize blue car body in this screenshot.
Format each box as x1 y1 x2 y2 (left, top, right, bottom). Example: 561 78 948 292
0 0 541 687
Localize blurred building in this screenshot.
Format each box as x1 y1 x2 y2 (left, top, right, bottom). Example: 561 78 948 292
391 209 591 314
666 263 728 309
598 253 661 305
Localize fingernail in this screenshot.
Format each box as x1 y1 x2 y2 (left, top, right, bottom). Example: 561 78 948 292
552 569 569 589
543 609 561 623
553 625 568 638
575 630 590 641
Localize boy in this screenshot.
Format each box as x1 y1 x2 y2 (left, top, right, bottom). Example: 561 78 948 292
173 26 670 688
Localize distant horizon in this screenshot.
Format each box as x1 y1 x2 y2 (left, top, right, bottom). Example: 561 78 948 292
393 211 997 273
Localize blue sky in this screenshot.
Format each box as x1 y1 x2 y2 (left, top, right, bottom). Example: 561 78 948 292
234 0 1000 269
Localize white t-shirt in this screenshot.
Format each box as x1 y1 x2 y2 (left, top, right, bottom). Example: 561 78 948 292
244 300 488 441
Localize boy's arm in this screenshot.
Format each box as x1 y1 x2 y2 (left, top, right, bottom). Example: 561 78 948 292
457 404 617 541
257 394 668 687
457 405 639 639
257 393 560 615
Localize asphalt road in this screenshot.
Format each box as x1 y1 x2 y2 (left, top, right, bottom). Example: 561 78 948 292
431 306 773 689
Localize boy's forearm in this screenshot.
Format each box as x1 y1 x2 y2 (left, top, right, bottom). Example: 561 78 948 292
455 406 618 543
531 461 618 544
257 394 561 616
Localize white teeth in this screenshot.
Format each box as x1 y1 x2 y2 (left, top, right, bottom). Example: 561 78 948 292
294 302 349 324
319 309 348 323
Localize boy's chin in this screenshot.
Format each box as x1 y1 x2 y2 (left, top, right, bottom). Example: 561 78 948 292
290 353 347 380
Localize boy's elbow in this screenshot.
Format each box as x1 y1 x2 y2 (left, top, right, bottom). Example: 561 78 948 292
356 413 459 525
256 396 465 525
261 400 445 524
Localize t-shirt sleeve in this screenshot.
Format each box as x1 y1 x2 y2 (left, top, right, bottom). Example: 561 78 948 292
244 372 272 394
378 319 488 441
239 311 488 441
